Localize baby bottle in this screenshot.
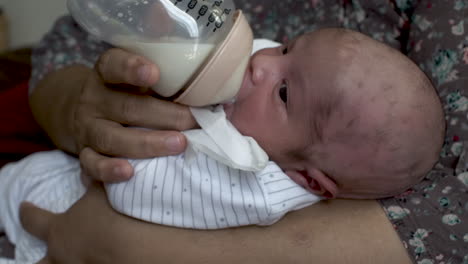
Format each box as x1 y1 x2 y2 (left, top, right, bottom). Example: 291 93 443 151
68 0 253 106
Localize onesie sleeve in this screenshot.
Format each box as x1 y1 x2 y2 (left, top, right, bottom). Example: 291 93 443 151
105 153 271 229
105 155 320 229
29 15 111 93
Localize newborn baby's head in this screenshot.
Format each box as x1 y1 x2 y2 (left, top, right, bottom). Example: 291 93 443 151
224 28 445 199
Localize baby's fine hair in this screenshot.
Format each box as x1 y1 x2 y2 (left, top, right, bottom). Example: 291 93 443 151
307 29 446 198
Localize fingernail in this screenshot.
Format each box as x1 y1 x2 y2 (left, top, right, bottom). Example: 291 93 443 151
137 65 151 84
165 135 184 153
113 166 132 181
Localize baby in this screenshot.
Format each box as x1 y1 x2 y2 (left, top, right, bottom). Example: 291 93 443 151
0 28 445 262
225 28 445 199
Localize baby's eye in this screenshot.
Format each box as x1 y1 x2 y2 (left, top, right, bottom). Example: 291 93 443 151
279 82 288 103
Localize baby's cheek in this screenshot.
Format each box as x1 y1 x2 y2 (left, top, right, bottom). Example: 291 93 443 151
231 116 253 135
236 83 251 103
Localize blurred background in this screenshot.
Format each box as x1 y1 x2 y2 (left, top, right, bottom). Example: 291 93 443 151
0 0 67 50
0 1 68 259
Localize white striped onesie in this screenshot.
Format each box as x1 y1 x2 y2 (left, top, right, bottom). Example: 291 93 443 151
0 150 319 263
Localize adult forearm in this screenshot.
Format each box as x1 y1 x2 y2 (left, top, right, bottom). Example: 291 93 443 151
29 65 90 154
22 183 412 263
120 200 411 264
64 184 412 264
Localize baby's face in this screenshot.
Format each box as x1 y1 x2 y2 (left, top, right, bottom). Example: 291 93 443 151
224 33 336 169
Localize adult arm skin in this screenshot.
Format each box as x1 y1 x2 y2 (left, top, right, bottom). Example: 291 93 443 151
21 183 412 264
29 48 197 181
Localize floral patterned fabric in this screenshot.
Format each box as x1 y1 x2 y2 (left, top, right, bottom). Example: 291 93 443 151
379 1 468 263
28 0 467 263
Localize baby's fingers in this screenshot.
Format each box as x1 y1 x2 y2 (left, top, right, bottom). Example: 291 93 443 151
19 202 56 242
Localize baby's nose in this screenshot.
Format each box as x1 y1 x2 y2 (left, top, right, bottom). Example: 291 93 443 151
252 63 265 85
251 54 277 86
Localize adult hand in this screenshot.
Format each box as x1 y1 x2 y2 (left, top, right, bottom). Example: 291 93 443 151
19 182 127 264
30 48 197 182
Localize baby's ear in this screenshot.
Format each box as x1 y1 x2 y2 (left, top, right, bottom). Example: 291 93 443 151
308 168 339 199
286 168 339 199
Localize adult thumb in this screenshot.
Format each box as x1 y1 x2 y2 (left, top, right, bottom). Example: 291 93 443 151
19 202 56 242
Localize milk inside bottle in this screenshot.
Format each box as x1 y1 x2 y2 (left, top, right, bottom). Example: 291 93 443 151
68 0 253 106
115 37 215 97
